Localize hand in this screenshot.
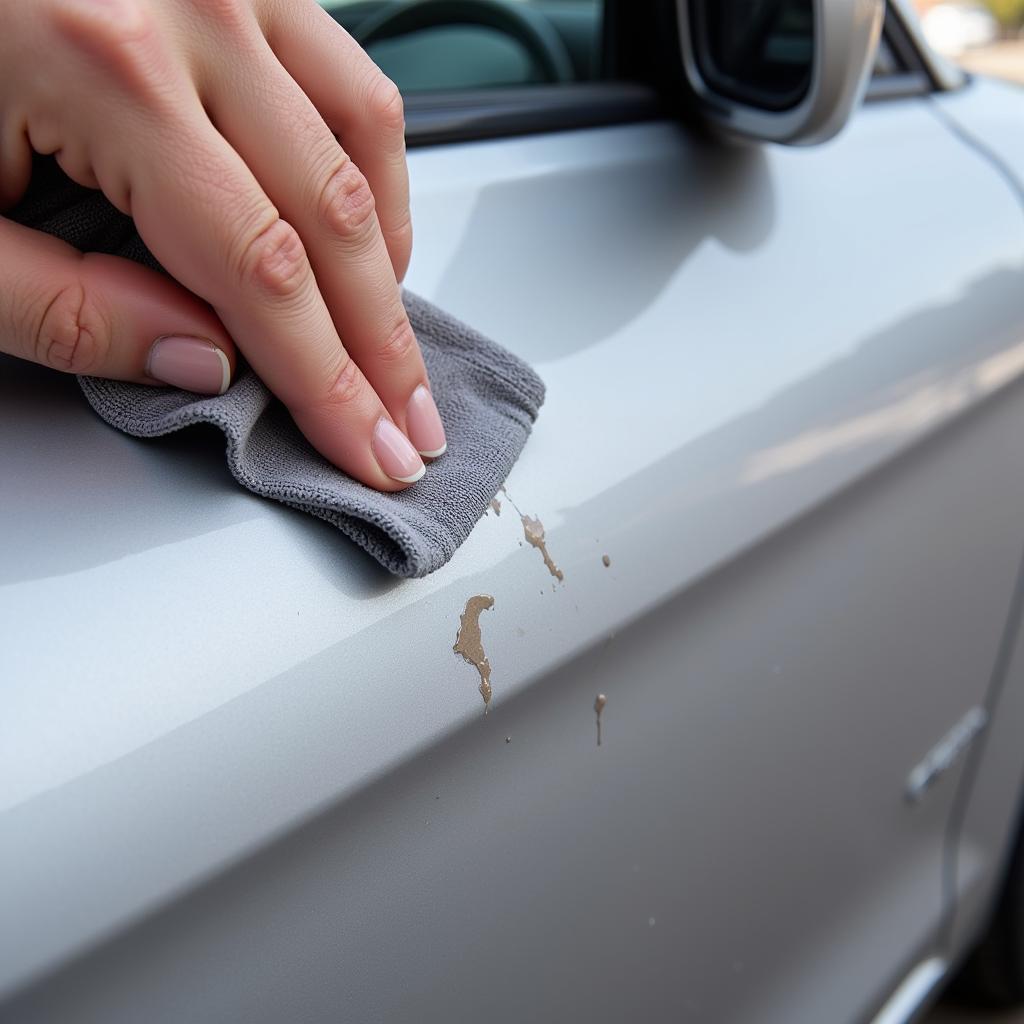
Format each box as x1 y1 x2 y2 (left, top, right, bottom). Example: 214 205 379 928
0 0 446 489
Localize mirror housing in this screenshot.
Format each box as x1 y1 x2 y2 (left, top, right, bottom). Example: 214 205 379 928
677 0 885 145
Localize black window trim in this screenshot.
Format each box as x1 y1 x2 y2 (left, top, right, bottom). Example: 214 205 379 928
405 81 664 147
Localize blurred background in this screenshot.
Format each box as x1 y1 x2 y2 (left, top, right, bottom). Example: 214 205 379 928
913 0 1024 82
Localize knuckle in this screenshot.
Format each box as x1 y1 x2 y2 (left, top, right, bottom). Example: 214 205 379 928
385 211 413 261
367 75 405 137
52 0 147 37
199 0 248 30
321 354 365 409
318 159 376 242
238 218 310 300
52 0 161 91
375 317 417 366
193 0 264 48
34 281 108 375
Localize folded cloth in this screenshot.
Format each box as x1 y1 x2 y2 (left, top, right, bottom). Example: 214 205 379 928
8 157 545 578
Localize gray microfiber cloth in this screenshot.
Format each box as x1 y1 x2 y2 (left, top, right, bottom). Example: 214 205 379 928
9 157 544 577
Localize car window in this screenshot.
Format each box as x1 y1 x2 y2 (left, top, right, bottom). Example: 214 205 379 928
871 35 901 76
314 2 934 147
319 0 604 93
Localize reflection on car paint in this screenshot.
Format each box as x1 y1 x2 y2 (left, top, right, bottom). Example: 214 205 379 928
741 340 1024 484
905 706 989 803
453 595 496 712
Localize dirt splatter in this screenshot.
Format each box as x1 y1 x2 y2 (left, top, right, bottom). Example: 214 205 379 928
454 595 495 711
500 487 563 582
594 693 607 746
602 554 611 568
522 514 564 582
489 497 502 516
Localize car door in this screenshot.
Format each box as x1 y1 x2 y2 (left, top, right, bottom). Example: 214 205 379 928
4 4 1024 1023
397 57 1024 1024
919 72 1024 985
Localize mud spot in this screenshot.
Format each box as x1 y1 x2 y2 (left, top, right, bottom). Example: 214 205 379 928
602 554 611 568
454 595 495 711
490 497 502 516
501 487 563 582
522 514 564 582
594 693 607 746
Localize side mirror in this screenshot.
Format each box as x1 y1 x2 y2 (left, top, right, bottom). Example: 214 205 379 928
677 0 884 145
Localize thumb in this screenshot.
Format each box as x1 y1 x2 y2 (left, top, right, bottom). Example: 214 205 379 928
0 216 236 393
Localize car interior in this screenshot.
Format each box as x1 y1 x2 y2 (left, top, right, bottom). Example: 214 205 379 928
323 0 899 101
323 0 604 92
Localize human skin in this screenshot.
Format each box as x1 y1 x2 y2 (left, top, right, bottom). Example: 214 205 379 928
0 0 447 488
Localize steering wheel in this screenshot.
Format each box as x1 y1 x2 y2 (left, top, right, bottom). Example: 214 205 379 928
354 0 576 85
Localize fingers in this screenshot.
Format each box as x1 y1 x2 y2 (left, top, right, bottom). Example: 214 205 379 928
0 117 32 210
126 110 427 489
0 215 235 391
0 0 441 491
200 37 445 459
265 1 413 281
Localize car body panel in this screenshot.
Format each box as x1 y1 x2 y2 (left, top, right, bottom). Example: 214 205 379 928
947 578 1024 977
926 75 1024 970
3 91 1024 1020
932 76 1024 200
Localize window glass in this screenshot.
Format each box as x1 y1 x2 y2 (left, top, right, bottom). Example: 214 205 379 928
319 0 604 93
871 35 900 77
692 0 813 112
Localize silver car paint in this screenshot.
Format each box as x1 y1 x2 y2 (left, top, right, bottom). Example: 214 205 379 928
929 77 1024 976
3 82 1024 1021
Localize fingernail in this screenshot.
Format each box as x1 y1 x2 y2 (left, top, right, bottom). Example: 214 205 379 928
406 384 447 458
373 417 425 483
147 336 231 395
